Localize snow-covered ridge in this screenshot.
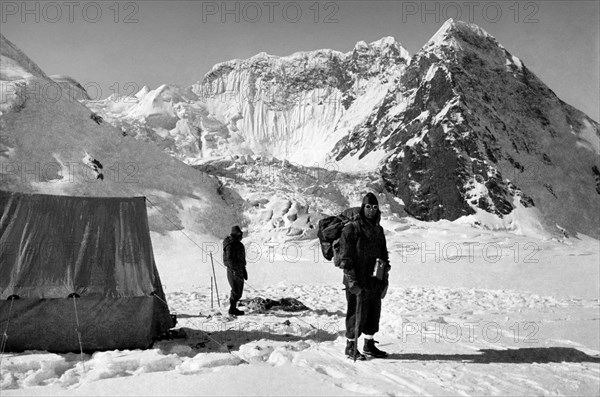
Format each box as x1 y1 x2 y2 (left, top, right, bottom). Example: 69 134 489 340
0 34 48 81
206 36 409 78
49 74 91 100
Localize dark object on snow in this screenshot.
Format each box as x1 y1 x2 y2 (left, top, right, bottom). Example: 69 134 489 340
0 191 173 353
83 154 104 181
238 297 310 313
91 159 103 169
90 112 103 125
317 207 360 265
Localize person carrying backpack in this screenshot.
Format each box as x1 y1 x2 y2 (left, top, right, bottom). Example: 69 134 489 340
223 225 248 316
338 192 390 359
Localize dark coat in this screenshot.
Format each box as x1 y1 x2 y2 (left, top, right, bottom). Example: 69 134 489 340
223 234 246 275
339 206 388 291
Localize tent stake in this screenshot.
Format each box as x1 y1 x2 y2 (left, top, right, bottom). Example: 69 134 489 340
209 253 221 307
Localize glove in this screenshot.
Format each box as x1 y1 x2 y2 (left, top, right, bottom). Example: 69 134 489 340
347 276 363 295
345 268 361 295
242 268 248 281
349 284 363 295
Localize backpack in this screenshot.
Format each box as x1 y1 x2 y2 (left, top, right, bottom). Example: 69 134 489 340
317 207 361 267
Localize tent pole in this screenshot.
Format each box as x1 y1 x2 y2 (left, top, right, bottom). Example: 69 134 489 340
210 253 221 307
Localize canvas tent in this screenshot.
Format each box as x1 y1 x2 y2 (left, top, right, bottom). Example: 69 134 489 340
0 190 173 352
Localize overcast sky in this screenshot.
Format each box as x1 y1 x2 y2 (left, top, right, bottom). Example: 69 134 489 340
2 0 598 120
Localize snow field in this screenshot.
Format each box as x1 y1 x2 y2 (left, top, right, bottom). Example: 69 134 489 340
2 281 598 395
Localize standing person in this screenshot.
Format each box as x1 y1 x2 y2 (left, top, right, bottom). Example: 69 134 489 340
338 193 390 359
223 225 248 316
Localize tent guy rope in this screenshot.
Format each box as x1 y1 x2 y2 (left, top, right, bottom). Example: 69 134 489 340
0 296 17 367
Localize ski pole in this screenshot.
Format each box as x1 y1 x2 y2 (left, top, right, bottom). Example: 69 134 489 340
210 252 221 307
211 276 214 308
354 291 362 362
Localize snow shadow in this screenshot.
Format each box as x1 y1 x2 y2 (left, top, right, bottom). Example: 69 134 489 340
388 347 600 364
312 308 346 317
176 314 204 319
160 324 340 356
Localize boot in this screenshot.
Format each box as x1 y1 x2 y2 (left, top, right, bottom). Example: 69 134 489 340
363 338 388 358
228 301 245 316
345 340 366 360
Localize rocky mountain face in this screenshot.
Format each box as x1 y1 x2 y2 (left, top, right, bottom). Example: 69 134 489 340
333 20 600 237
84 19 599 238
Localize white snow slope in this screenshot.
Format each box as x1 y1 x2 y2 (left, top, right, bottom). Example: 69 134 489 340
0 33 241 241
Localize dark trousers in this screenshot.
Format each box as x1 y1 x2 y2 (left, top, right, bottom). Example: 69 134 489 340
227 268 244 304
345 289 381 339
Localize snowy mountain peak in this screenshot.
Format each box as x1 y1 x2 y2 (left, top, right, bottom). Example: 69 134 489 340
352 36 410 59
354 40 368 50
136 85 151 98
249 51 272 61
426 18 494 49
370 36 398 47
